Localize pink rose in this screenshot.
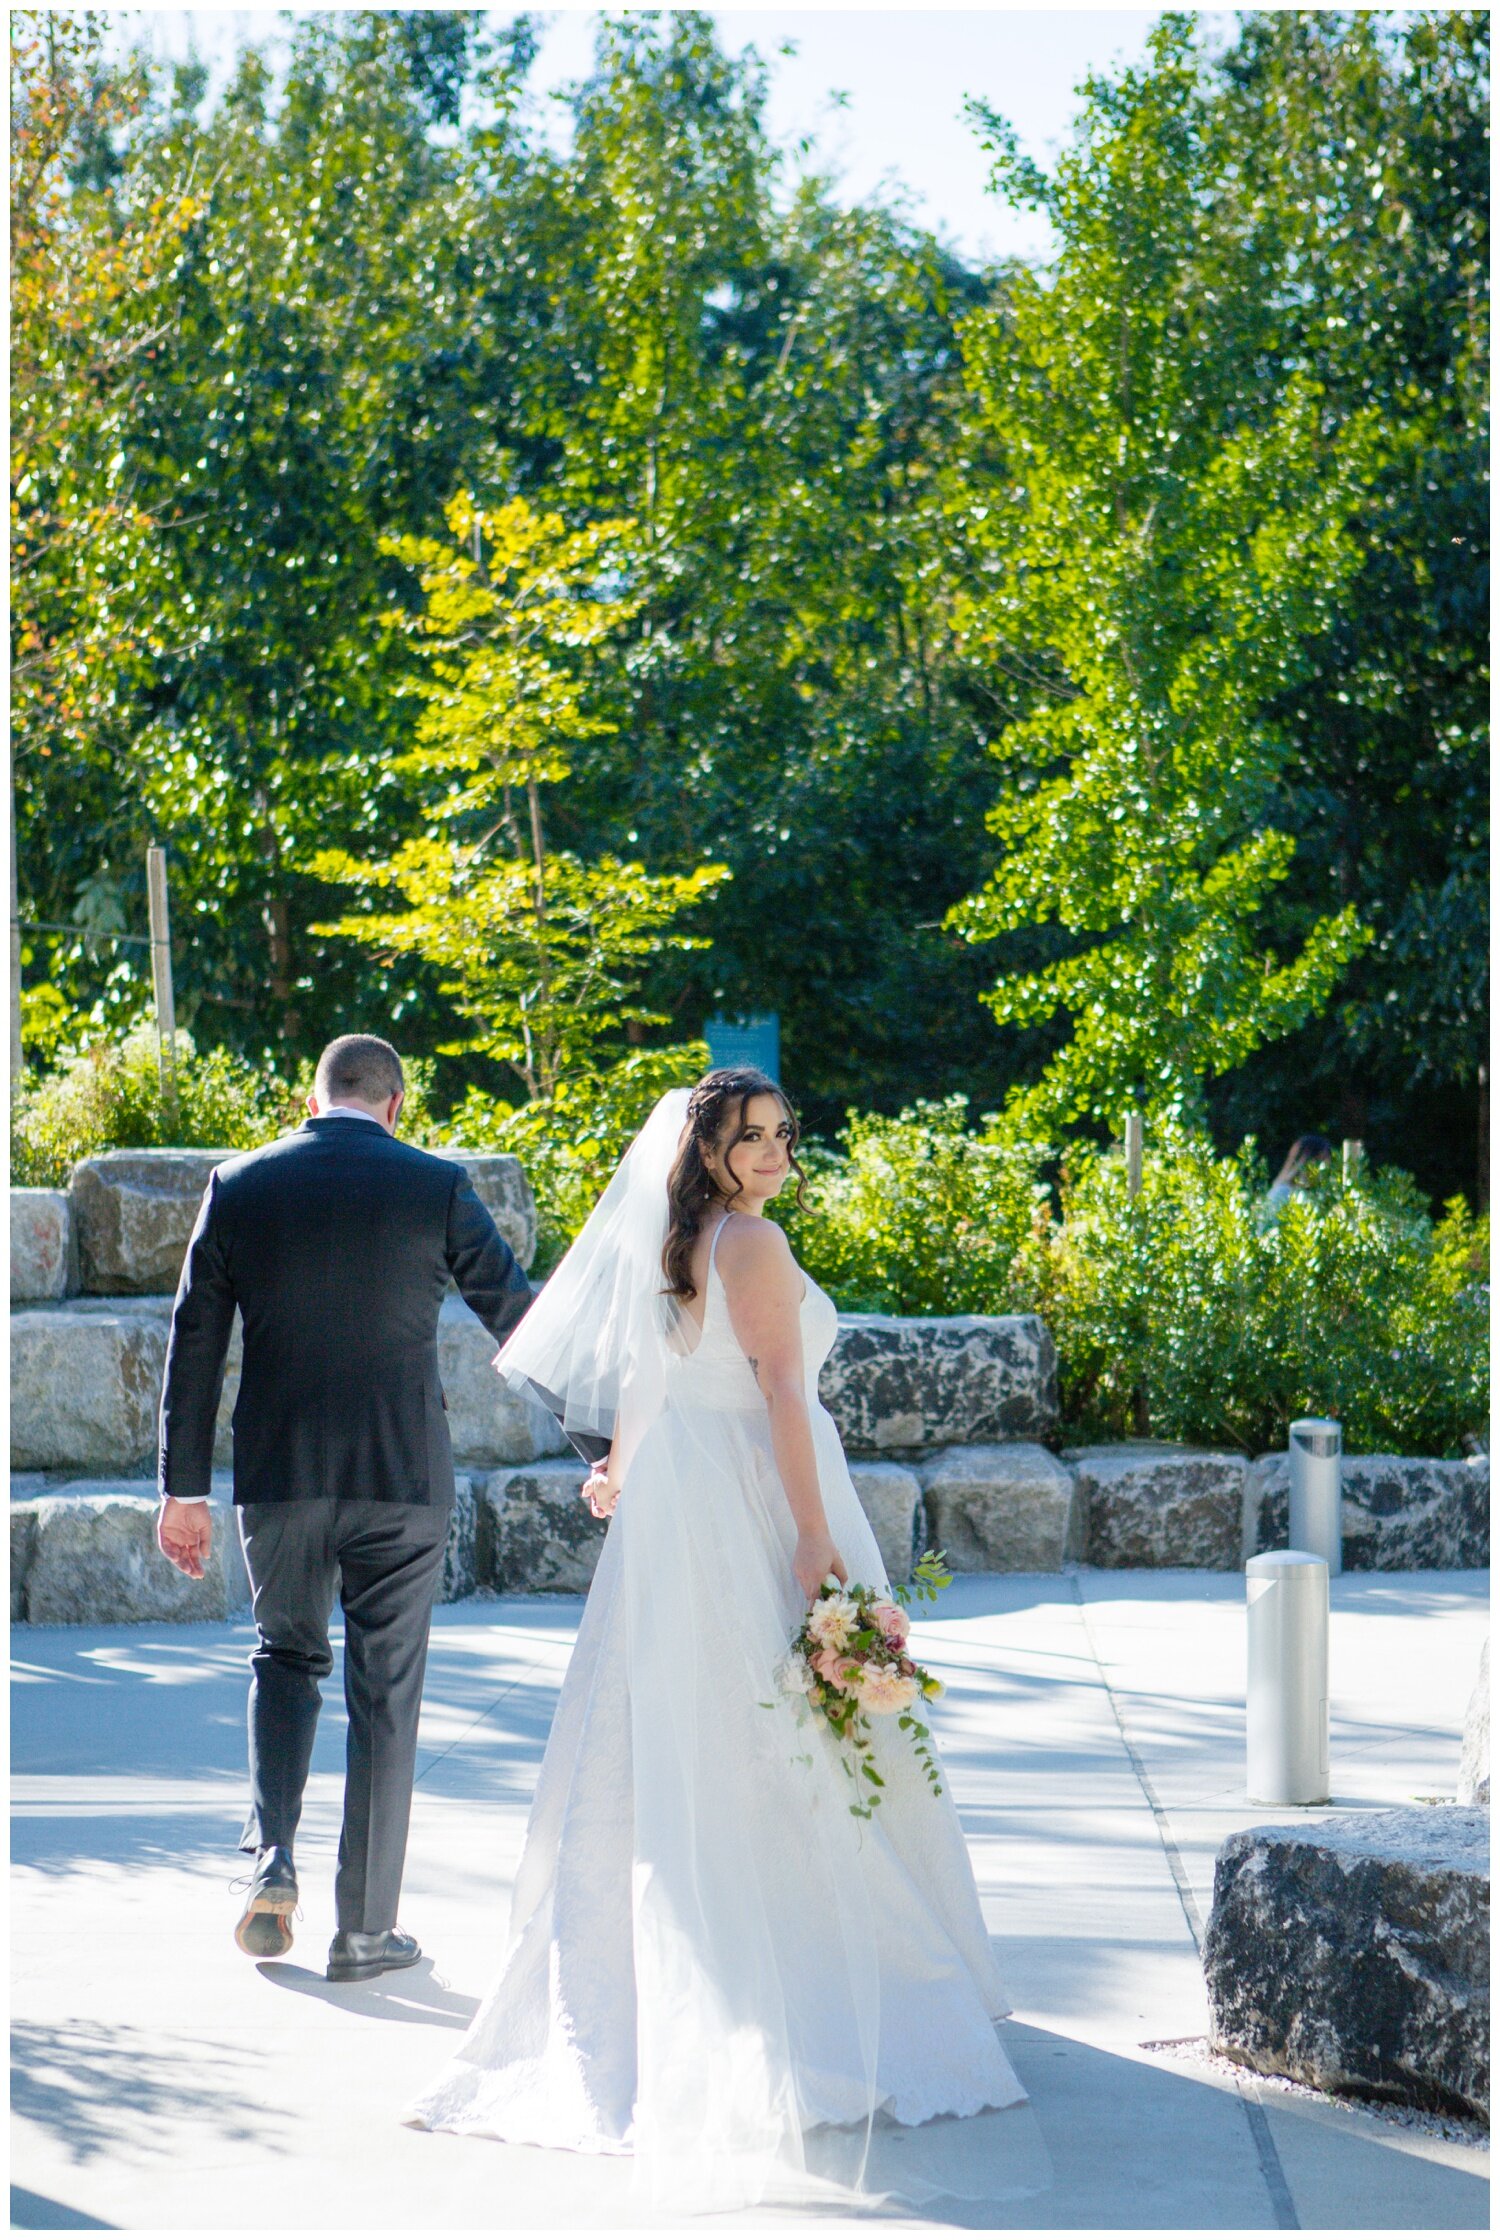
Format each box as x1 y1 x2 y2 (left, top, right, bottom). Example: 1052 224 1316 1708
871 1599 909 1646
813 1647 862 1694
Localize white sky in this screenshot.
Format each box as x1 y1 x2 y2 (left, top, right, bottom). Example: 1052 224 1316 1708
95 4 1214 264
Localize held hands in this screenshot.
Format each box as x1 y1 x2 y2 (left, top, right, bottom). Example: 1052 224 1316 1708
794 1531 847 1603
158 1497 213 1580
581 1466 621 1521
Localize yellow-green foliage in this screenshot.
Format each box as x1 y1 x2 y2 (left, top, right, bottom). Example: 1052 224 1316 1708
950 24 1375 1131
10 1024 297 1187
435 1043 711 1274
313 489 728 1100
774 1097 1052 1318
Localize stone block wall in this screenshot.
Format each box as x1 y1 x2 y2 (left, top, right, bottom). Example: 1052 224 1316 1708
11 1144 538 1305
70 1151 231 1295
9 1159 1489 1621
14 1483 251 1624
821 1313 1058 1448
1244 1451 1490 1572
12 1301 169 1472
11 1189 75 1301
1068 1444 1246 1570
10 1457 922 1620
918 1443 1079 1572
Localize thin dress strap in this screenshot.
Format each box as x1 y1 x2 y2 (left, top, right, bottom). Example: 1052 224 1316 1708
706 1212 731 1282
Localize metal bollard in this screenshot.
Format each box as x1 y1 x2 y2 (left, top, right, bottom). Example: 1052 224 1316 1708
1246 1550 1330 1805
1289 1417 1342 1576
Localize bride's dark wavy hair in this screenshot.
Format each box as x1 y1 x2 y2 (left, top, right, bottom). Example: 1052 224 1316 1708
662 1067 807 1300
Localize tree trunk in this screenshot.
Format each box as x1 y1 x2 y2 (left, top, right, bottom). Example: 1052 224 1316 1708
525 779 555 1098
263 887 299 1047
1337 1078 1367 1145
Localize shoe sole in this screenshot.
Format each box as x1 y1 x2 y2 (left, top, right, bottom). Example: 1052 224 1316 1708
325 1946 422 1984
235 1891 297 1959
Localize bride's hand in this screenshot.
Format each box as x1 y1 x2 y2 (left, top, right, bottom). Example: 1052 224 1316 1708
794 1532 846 1602
582 1467 620 1520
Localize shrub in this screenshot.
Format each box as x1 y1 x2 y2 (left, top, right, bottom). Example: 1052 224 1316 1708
1048 1123 1487 1458
436 1043 711 1274
777 1101 1486 1458
10 1023 298 1186
774 1097 1053 1316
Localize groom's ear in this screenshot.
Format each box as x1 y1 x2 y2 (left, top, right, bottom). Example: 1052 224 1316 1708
305 1090 320 1117
388 1088 405 1131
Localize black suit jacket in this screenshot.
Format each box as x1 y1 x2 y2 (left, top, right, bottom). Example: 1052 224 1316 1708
158 1116 537 1506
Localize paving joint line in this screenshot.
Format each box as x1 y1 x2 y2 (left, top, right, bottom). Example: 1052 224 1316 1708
1068 1572 1300 2231
413 1653 558 1785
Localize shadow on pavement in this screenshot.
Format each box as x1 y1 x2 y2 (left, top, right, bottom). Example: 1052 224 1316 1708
256 1955 479 2028
10 2186 118 2230
10 2018 293 2163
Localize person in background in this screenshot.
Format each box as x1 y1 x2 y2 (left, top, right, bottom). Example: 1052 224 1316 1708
1263 1133 1334 1219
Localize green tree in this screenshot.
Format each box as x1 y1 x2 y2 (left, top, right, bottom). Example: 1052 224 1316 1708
312 490 726 1097
19 8 1481 1201
492 13 1014 1127
1199 12 1488 1201
948 18 1373 1132
10 11 201 1052
36 12 548 1057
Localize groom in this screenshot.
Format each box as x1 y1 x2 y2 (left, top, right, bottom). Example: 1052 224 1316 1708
156 1033 540 1982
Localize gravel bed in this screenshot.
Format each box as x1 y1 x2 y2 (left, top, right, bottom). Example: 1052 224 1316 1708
1137 2036 1489 2150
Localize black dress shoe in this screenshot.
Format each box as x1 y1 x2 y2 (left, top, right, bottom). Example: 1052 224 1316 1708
234 1845 299 1959
326 1926 422 1983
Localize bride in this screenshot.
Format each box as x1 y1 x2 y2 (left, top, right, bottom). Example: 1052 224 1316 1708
406 1067 1027 2206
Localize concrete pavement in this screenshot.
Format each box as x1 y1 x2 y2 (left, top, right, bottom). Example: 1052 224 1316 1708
11 1568 1490 2230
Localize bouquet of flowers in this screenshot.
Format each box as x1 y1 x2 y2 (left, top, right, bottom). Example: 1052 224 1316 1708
772 1550 952 1818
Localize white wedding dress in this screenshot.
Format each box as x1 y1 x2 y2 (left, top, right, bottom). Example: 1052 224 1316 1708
406 1217 1026 2207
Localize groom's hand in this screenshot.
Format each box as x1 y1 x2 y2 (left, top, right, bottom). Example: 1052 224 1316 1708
158 1497 213 1580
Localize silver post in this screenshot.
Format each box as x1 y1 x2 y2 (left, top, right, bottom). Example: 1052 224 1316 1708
146 844 178 1112
1124 1111 1144 1198
1289 1417 1342 1576
1246 1550 1330 1805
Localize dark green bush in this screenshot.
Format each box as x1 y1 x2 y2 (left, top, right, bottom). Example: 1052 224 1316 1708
775 1096 1051 1316
783 1103 1487 1459
1050 1122 1488 1458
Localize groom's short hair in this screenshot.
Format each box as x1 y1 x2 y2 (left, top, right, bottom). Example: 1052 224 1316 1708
315 1034 405 1106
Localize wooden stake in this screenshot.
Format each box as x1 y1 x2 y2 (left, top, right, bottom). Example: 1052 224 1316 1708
1341 1138 1363 1186
1125 1111 1148 1434
1125 1111 1144 1198
146 844 178 1115
1478 1065 1488 1216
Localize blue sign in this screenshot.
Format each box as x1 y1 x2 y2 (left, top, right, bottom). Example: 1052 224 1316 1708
704 1011 780 1083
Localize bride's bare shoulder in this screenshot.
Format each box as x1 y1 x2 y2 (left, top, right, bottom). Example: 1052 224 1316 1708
715 1213 797 1281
